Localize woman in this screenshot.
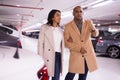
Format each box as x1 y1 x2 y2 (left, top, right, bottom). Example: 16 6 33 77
38 9 64 80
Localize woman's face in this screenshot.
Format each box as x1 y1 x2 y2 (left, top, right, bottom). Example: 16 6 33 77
52 11 61 24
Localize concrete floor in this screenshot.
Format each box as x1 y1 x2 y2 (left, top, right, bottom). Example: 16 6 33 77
0 35 120 80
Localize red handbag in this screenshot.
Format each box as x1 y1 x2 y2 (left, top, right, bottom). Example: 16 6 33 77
37 65 49 80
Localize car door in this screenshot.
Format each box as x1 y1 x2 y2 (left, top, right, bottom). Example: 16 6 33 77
0 30 17 47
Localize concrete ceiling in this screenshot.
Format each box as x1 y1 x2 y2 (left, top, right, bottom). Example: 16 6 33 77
0 0 120 30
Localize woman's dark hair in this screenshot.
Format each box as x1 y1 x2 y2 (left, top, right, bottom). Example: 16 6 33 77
47 9 61 26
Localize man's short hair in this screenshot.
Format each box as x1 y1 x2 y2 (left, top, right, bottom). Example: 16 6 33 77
73 6 82 12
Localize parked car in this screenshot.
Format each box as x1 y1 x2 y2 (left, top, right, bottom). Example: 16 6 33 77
0 30 22 48
0 25 19 38
22 30 40 39
31 31 39 39
95 32 120 58
91 30 114 49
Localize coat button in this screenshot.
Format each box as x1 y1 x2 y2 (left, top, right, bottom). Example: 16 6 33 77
81 40 84 42
47 59 49 62
48 49 50 51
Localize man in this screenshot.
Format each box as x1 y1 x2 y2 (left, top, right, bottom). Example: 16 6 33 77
64 6 99 80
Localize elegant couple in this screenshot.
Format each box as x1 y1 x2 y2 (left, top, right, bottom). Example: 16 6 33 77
38 6 99 80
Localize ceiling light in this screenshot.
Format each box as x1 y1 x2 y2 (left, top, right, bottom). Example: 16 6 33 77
115 21 119 23
97 24 101 26
92 0 113 8
22 25 35 31
16 5 21 7
16 14 20 16
61 11 72 18
88 0 104 6
0 23 2 26
62 13 72 18
21 23 42 31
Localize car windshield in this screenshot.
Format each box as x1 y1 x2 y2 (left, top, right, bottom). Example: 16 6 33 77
103 31 118 37
0 26 13 34
112 32 120 39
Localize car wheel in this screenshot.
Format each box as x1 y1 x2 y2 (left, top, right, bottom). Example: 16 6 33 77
107 46 120 58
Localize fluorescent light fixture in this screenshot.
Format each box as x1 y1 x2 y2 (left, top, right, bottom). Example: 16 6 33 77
16 5 21 7
92 0 113 8
61 11 72 18
22 25 35 31
0 23 2 26
97 23 101 26
62 13 72 18
109 27 112 30
88 0 104 6
22 23 42 31
16 14 20 16
115 21 119 23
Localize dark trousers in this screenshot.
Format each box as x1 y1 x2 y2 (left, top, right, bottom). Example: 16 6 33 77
52 52 61 80
65 60 88 80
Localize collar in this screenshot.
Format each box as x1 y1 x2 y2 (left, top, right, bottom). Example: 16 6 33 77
74 18 83 26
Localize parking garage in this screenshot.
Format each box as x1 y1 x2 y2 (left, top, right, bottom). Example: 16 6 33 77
0 0 120 80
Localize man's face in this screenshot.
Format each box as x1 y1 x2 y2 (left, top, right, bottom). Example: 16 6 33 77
73 7 83 20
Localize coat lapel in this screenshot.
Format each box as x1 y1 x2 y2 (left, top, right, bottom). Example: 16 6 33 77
44 26 64 51
71 21 80 36
81 19 86 36
45 26 55 50
71 20 86 37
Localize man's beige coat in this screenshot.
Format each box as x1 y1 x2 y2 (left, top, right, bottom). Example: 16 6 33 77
64 19 99 73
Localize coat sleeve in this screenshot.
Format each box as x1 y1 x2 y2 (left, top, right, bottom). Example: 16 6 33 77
64 25 81 52
89 20 99 37
38 26 45 58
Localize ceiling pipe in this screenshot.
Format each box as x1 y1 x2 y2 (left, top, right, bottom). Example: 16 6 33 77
0 18 29 21
0 4 44 10
21 14 34 17
92 19 120 22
